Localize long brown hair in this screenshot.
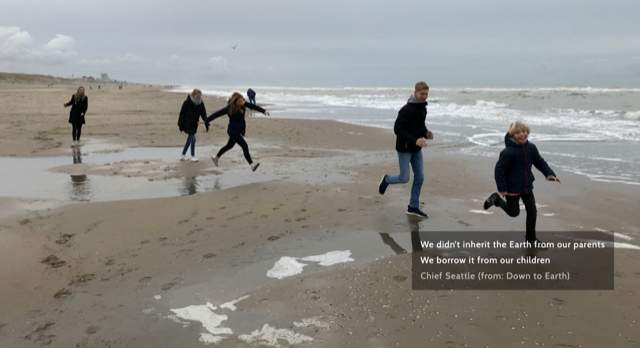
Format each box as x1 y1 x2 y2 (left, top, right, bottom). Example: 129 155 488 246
227 92 245 115
74 86 85 102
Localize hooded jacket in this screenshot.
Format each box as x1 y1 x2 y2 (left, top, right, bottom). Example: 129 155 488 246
393 95 429 152
207 102 266 136
178 95 208 134
494 133 555 193
65 94 88 124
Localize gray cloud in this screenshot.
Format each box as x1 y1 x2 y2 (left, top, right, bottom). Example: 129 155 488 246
1 0 639 86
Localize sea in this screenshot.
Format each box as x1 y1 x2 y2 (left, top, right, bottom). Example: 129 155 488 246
171 86 640 186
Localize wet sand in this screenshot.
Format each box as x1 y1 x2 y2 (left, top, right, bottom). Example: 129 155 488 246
0 78 639 347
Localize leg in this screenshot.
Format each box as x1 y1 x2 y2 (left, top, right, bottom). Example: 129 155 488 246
182 134 193 156
235 135 253 164
408 150 424 208
385 152 411 184
190 134 196 157
496 195 520 217
216 136 237 158
521 192 537 241
71 124 77 141
76 123 82 141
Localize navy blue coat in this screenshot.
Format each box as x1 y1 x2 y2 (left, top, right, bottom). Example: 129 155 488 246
495 134 555 193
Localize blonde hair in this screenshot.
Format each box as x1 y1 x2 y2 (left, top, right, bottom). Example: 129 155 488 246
191 88 202 97
414 81 429 92
508 121 530 136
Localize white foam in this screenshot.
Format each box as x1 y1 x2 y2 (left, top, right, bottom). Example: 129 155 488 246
169 296 249 344
614 242 640 250
266 256 308 279
293 317 331 329
543 213 556 217
219 295 250 311
267 250 354 279
238 324 313 347
301 250 354 266
469 209 493 215
154 294 162 300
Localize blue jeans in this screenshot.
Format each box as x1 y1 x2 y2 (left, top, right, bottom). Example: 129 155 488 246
182 133 196 156
386 150 424 208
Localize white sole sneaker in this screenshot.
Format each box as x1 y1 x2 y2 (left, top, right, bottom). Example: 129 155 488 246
211 156 219 166
190 157 199 162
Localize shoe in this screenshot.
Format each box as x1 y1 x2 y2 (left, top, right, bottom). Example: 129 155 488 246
180 155 187 161
378 175 389 195
251 162 260 172
211 156 219 166
190 157 199 162
483 192 500 210
406 206 428 218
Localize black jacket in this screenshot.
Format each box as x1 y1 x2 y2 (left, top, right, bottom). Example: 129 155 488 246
178 96 208 134
65 95 88 124
494 134 556 193
394 98 429 152
207 103 266 136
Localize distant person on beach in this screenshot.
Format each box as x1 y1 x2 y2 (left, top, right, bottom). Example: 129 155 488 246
207 92 270 171
378 81 433 218
178 89 209 162
63 86 88 146
247 88 256 105
483 121 560 245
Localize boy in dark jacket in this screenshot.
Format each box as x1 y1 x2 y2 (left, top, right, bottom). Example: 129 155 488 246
483 121 560 244
178 89 209 162
378 81 433 218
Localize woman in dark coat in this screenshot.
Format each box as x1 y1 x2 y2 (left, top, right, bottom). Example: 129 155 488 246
207 92 270 172
63 86 88 146
483 121 560 245
177 89 209 162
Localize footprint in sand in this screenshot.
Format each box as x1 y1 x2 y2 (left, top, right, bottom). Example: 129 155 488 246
53 288 72 299
41 255 66 268
69 274 96 286
85 325 100 335
55 233 75 245
203 252 217 259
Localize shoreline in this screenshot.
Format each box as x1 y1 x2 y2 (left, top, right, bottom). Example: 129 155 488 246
0 79 639 347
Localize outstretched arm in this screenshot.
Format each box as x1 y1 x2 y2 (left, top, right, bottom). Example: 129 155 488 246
206 106 229 123
245 103 268 115
64 95 73 107
531 144 558 181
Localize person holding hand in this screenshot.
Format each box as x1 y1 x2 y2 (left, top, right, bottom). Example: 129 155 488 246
378 81 432 218
483 121 560 245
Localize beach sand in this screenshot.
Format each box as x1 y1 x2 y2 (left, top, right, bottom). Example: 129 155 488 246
0 78 638 347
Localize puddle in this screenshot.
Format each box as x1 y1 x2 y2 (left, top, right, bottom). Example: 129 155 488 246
0 142 371 205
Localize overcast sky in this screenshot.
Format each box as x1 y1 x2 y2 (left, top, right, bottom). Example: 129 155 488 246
1 0 639 87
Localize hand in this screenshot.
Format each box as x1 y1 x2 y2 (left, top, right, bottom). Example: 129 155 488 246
547 175 561 183
416 138 427 147
426 130 433 140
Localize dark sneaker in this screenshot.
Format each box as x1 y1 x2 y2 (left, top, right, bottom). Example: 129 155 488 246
483 192 500 210
406 206 428 218
378 175 389 195
251 162 260 172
